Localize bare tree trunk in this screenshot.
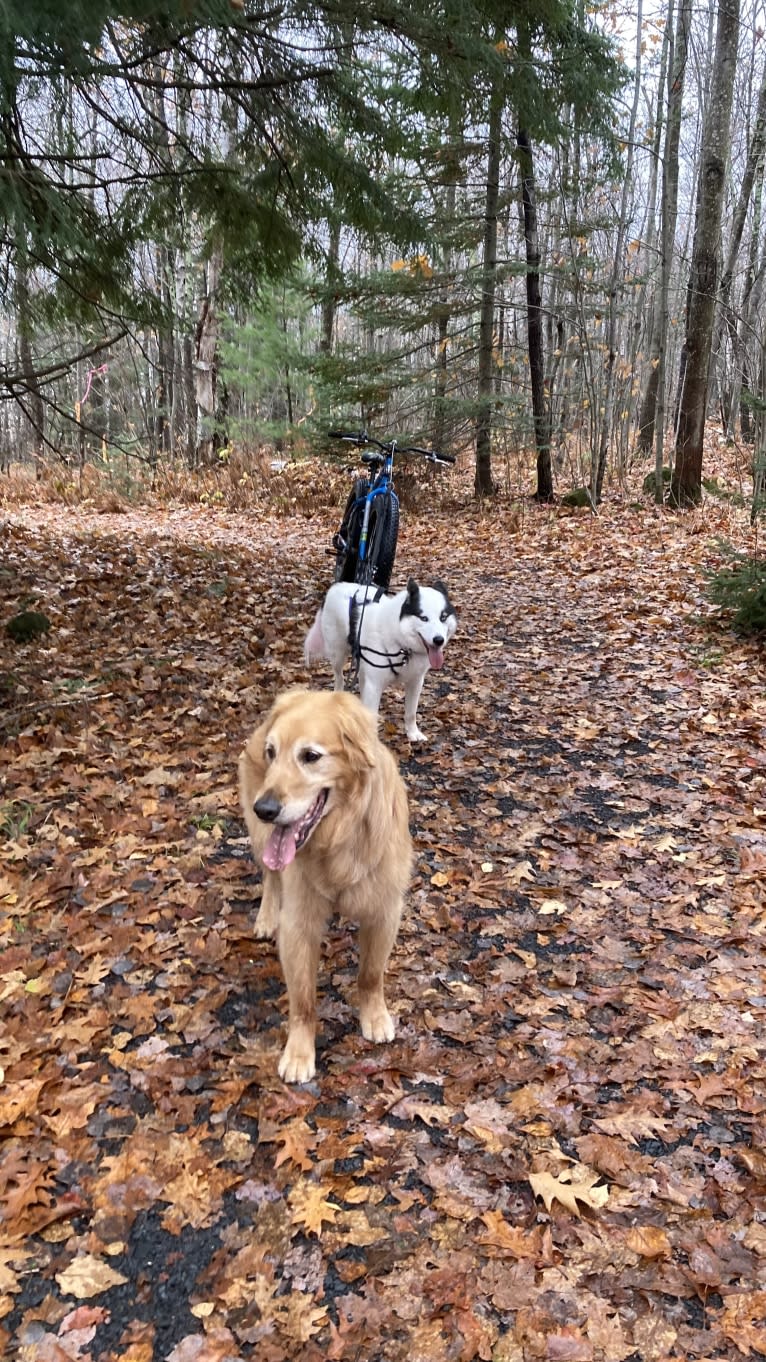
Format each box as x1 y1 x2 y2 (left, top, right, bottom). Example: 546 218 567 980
195 242 224 466
632 4 670 452
433 123 459 453
738 159 765 442
630 127 666 450
714 60 766 435
14 247 45 462
433 306 450 454
637 0 690 464
593 0 643 502
474 78 502 497
672 0 740 507
517 125 552 501
176 240 197 465
320 220 341 355
154 248 175 459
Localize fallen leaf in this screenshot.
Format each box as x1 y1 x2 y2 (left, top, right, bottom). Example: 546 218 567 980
55 1254 128 1299
529 1168 609 1217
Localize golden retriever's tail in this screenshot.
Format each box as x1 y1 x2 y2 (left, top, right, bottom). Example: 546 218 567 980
304 608 325 665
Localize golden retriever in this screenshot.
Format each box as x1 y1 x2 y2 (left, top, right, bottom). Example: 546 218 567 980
238 689 412 1083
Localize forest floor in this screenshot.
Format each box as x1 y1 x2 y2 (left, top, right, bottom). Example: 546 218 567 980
2 448 766 1362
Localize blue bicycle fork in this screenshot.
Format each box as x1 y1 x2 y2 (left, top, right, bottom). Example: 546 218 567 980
357 482 389 563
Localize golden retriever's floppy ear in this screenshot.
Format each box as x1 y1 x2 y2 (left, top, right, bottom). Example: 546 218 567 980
239 715 272 793
334 693 378 769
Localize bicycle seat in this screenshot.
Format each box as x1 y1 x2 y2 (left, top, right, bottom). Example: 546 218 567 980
361 452 385 466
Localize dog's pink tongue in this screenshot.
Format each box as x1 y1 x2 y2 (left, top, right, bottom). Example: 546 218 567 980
263 824 298 872
427 644 445 670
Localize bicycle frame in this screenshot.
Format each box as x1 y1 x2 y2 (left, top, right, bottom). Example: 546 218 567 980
355 448 396 569
328 428 454 589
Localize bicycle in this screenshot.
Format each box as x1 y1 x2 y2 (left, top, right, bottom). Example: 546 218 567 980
327 429 455 591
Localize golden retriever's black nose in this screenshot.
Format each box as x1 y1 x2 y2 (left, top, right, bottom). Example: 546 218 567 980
254 794 281 822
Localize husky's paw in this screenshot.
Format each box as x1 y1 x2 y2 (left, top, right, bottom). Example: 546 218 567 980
278 1038 316 1084
406 725 426 743
360 1005 396 1044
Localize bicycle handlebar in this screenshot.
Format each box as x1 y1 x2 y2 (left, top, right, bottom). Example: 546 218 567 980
410 445 456 464
328 430 455 464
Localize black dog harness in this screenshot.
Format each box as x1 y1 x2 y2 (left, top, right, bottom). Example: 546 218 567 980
346 589 411 689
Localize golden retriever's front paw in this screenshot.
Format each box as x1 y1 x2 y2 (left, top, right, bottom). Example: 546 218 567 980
254 915 277 940
360 1006 396 1044
278 1039 316 1084
254 903 278 939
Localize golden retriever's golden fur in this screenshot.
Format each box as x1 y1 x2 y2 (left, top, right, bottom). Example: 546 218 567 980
239 689 412 1082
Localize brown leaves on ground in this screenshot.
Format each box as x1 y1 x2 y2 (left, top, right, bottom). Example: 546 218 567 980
2 468 766 1361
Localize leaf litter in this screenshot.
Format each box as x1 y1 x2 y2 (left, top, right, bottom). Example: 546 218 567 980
1 488 766 1361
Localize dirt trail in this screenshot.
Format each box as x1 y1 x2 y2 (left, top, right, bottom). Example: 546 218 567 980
2 500 765 1361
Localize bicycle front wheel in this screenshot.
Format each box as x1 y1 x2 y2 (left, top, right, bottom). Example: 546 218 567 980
356 493 399 591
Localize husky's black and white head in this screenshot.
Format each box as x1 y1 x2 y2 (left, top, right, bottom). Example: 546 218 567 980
399 578 458 670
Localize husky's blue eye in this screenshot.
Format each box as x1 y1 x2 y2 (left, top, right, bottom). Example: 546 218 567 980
440 610 449 623
419 613 429 622
301 749 322 764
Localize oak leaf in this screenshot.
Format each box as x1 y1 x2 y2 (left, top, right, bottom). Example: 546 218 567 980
279 1290 329 1343
631 1311 677 1359
478 1211 541 1258
55 1253 128 1299
528 1168 609 1217
390 1096 452 1127
507 860 535 884
288 1181 341 1237
480 1258 537 1310
625 1225 671 1259
0 1246 29 1294
592 1109 672 1145
0 1076 46 1128
743 1223 766 1256
584 1300 633 1361
272 1118 317 1171
718 1290 766 1355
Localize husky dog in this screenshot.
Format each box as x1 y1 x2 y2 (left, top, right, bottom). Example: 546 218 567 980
305 577 457 742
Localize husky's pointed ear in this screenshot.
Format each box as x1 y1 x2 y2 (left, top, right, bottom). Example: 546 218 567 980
434 581 457 617
335 693 378 769
401 577 422 619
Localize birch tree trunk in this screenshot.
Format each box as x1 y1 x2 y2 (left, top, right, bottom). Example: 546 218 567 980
672 0 740 506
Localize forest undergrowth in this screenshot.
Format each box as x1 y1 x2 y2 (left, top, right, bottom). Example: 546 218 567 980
1 439 766 1362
